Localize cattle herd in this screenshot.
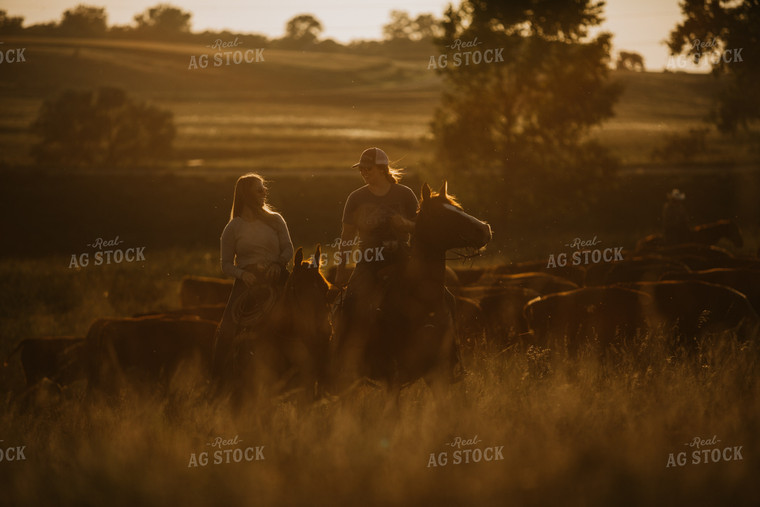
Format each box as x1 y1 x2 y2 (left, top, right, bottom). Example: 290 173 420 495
5 220 760 405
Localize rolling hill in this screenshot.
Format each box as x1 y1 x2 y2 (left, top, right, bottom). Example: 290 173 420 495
0 35 749 173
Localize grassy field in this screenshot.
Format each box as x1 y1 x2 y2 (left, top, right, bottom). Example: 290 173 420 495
1 35 758 173
1 249 759 505
1 35 759 505
1 262 758 505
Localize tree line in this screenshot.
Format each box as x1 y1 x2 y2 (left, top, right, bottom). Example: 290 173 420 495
0 4 441 55
9 1 759 180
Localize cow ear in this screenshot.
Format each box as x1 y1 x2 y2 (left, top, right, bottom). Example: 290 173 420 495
294 247 303 268
314 244 321 267
421 183 431 201
438 181 448 197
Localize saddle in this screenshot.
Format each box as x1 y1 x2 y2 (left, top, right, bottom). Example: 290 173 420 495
232 265 281 334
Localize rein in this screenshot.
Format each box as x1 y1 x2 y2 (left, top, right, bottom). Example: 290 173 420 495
445 247 486 262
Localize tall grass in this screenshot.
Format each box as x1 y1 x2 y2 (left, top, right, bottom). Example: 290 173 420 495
1 327 758 505
2 242 760 505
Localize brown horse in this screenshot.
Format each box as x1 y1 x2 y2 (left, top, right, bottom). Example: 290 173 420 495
637 219 743 251
230 246 332 406
331 182 491 399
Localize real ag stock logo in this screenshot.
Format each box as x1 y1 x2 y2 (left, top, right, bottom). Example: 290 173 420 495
546 236 624 269
666 435 744 468
68 235 146 269
0 440 27 463
188 37 265 70
666 38 743 70
187 434 265 468
0 42 26 64
308 236 385 268
427 36 504 70
427 435 504 468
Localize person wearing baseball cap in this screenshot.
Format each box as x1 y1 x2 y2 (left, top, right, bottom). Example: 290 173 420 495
331 147 418 377
334 147 418 288
335 148 419 287
351 146 390 170
662 188 689 244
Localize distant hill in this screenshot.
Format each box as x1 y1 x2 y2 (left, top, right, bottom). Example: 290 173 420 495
0 36 749 171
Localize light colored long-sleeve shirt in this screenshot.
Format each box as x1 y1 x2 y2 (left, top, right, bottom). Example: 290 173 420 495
220 213 294 279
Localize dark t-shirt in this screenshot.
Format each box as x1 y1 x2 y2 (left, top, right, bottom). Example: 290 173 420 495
342 184 419 252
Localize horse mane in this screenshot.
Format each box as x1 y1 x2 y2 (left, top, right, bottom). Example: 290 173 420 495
420 188 464 211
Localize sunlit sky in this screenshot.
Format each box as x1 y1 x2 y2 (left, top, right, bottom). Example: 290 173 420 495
4 0 699 71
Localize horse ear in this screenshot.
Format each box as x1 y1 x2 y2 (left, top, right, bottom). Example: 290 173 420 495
438 181 448 197
421 183 432 201
314 244 321 267
294 247 303 268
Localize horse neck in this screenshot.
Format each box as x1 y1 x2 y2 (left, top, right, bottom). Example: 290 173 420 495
284 272 328 318
408 240 447 294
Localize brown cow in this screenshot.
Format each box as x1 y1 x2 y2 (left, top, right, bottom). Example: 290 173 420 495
496 260 587 287
453 296 486 356
636 244 734 271
459 272 576 303
451 266 489 286
524 286 653 353
134 303 226 323
179 276 233 308
479 286 540 350
660 268 760 316
636 219 744 251
692 219 743 248
84 315 218 396
584 261 616 287
623 280 760 348
481 271 578 296
6 336 85 387
602 257 690 284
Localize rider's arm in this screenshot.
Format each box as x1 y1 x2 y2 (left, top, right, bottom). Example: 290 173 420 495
221 220 257 286
275 213 295 267
221 220 244 280
334 222 357 287
390 185 419 235
390 214 416 233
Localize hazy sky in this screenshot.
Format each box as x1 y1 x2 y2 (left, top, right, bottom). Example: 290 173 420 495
4 0 699 71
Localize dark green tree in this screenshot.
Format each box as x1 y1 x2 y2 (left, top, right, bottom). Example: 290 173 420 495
431 0 621 214
383 10 441 41
413 14 441 41
133 4 191 38
59 4 107 36
668 0 759 133
30 87 175 169
0 10 24 34
284 14 323 45
616 51 644 71
383 10 414 40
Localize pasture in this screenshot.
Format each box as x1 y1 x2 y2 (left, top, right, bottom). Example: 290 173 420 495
2 244 760 505
1 35 758 172
1 35 760 505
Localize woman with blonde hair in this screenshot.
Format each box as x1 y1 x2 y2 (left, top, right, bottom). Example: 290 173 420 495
212 173 294 383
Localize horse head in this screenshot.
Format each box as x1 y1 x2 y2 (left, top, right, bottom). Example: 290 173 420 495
414 181 491 256
286 246 332 310
278 246 333 398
